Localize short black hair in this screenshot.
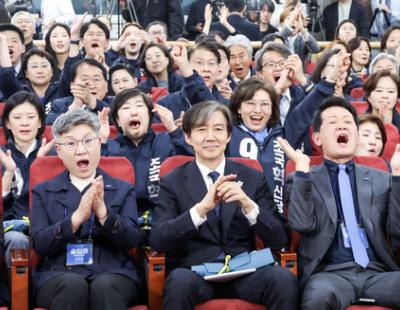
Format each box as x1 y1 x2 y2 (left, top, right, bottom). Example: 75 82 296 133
261 33 285 47
226 0 245 13
2 91 45 141
183 101 233 136
109 62 136 80
256 42 291 72
0 23 24 44
261 0 275 13
111 88 153 133
139 42 174 78
312 97 359 133
80 18 110 40
188 41 221 63
21 49 57 82
108 63 137 95
70 58 107 82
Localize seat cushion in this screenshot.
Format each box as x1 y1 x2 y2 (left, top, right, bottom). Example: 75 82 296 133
35 306 148 310
346 306 395 310
195 299 263 310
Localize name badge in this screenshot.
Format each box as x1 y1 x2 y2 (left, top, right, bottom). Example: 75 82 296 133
340 223 351 248
340 224 369 249
66 241 93 266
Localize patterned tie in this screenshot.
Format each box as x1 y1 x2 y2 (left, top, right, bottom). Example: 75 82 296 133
208 171 221 219
338 164 370 268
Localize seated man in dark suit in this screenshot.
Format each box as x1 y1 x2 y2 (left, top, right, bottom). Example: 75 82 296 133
210 0 261 41
279 97 400 309
31 109 142 310
149 101 298 310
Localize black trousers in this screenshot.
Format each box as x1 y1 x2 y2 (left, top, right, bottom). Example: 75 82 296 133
302 267 400 310
35 272 140 310
163 265 299 310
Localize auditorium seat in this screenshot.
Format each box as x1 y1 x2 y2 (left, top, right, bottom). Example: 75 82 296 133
381 123 400 162
351 101 368 115
350 87 365 101
151 123 168 133
150 87 169 103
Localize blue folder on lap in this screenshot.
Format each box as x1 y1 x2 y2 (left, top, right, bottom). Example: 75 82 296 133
191 248 275 277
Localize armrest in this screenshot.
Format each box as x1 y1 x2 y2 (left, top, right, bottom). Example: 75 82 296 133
144 248 165 310
11 249 29 310
276 250 297 277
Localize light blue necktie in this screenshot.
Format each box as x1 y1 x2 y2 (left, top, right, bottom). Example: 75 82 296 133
338 164 370 268
208 171 221 219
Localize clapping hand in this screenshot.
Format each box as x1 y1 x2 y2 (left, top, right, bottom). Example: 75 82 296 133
277 137 310 173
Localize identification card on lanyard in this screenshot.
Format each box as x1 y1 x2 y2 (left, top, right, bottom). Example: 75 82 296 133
66 213 95 266
340 223 370 249
66 240 93 266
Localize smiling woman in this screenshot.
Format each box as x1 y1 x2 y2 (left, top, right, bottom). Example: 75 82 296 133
0 47 63 106
364 70 400 131
0 91 53 268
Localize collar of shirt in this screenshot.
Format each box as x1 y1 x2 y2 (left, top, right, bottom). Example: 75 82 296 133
231 70 251 84
324 159 355 173
338 1 352 23
196 158 226 190
15 140 38 158
70 172 96 192
14 62 21 76
239 123 270 145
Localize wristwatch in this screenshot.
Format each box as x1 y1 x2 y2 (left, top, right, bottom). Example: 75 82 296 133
70 40 80 45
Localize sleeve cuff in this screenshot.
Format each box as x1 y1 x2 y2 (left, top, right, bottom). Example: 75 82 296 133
242 203 259 226
295 171 310 178
190 206 207 229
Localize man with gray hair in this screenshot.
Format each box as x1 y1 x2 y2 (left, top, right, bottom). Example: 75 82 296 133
224 34 254 83
11 11 36 52
369 52 399 75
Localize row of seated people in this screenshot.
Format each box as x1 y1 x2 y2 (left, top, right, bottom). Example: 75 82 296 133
2 60 398 275
1 96 400 310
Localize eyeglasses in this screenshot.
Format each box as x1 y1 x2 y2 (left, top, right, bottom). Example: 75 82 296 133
243 100 271 110
261 60 286 70
56 134 98 151
192 59 218 69
28 63 51 70
144 53 165 62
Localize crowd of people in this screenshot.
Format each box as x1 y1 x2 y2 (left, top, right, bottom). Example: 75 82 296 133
0 0 400 309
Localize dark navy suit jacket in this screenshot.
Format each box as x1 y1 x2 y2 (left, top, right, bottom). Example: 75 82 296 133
149 159 288 271
210 14 261 41
30 169 141 289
